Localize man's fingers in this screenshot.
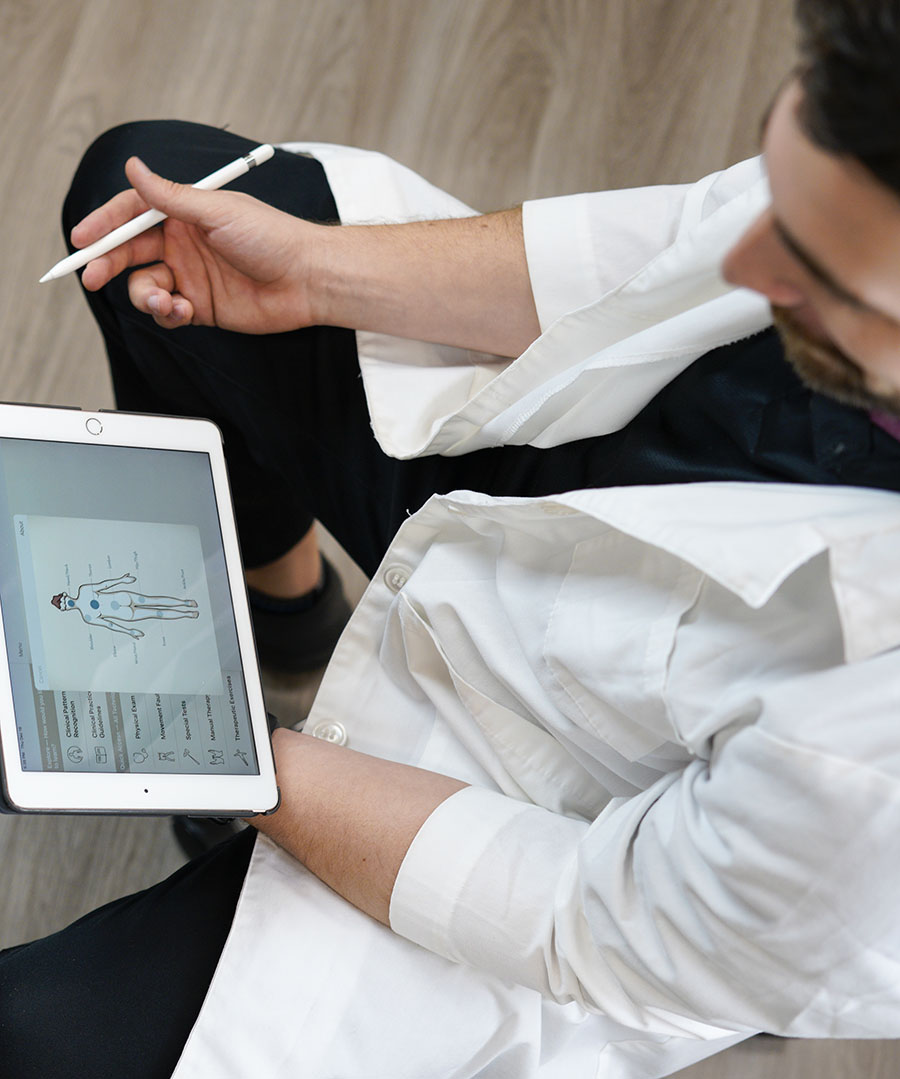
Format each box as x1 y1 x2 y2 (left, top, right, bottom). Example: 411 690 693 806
127 261 175 312
127 263 194 327
148 293 193 328
124 156 218 228
79 229 166 291
69 187 149 249
71 155 222 289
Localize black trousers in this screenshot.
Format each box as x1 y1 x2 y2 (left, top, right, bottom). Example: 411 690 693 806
0 828 256 1078
4 120 900 1079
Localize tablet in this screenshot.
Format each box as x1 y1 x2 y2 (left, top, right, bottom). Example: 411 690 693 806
0 402 279 816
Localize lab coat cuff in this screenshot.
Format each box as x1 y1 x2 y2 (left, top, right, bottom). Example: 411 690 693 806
522 195 603 332
389 786 523 958
389 785 587 985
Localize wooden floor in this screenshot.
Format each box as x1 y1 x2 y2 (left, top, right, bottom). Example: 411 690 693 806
0 1 894 1074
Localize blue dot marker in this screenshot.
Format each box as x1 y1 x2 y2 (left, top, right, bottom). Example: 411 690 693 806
90 599 100 609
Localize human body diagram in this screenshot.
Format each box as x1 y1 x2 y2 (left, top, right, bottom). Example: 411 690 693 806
50 572 199 639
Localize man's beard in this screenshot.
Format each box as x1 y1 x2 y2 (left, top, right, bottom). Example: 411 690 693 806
771 305 900 417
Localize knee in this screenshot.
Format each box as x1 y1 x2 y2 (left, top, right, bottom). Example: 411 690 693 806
62 119 231 240
64 123 155 228
62 120 167 239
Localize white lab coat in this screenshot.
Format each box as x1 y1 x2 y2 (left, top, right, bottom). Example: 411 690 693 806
173 147 900 1078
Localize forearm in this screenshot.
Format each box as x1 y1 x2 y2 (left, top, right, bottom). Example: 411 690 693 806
73 157 541 351
250 728 468 925
310 208 541 358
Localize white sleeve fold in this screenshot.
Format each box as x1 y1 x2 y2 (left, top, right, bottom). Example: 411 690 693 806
522 156 767 332
390 691 900 1040
390 786 589 983
522 185 691 331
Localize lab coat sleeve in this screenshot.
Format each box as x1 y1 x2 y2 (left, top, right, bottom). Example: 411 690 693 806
283 144 769 458
522 155 766 331
390 656 900 1039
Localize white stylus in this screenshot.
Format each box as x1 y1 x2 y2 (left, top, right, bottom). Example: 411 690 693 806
39 143 276 283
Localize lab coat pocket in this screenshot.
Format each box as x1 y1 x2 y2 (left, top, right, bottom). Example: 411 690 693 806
542 530 703 761
397 594 608 819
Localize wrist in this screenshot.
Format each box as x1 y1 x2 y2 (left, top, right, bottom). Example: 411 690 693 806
307 222 392 332
298 221 356 329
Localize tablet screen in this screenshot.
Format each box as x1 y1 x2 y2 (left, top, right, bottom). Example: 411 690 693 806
0 436 259 778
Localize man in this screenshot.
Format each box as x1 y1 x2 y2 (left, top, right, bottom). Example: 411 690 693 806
3 2 900 1077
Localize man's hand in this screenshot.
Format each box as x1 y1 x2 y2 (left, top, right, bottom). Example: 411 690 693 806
71 155 542 356
71 156 321 334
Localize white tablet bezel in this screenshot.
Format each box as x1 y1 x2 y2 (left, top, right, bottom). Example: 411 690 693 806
0 403 279 815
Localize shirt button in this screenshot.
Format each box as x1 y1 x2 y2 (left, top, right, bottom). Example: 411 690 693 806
311 720 348 746
383 563 410 592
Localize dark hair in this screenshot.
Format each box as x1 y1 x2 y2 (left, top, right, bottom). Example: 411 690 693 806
795 0 900 194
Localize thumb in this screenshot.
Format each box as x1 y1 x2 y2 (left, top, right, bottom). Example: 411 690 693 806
123 155 215 227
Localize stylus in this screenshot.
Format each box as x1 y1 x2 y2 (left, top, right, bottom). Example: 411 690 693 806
39 143 276 283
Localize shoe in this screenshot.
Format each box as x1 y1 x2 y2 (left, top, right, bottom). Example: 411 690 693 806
249 557 352 674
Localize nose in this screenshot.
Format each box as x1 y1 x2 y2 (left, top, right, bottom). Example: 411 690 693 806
722 209 805 307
